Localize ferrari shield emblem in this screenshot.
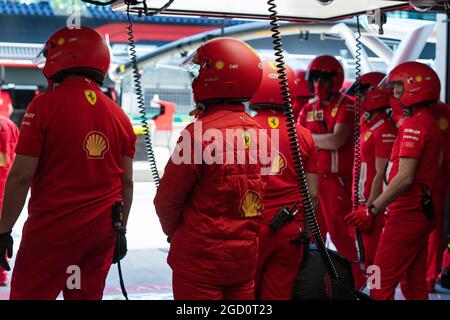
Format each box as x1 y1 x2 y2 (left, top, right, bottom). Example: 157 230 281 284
364 131 372 142
242 130 251 149
331 107 338 117
0 153 7 167
268 116 280 129
84 90 97 106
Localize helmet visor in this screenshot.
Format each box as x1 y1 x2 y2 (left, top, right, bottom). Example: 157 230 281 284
306 70 336 82
378 75 403 89
32 45 48 68
180 50 200 78
378 75 403 99
345 79 371 96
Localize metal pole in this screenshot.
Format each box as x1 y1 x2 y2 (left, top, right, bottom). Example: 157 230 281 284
435 13 449 103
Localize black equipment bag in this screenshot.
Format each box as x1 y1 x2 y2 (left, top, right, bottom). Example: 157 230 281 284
292 244 369 300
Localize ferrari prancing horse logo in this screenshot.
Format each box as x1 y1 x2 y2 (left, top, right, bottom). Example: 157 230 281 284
268 116 279 129
84 90 97 106
331 107 338 117
242 130 251 149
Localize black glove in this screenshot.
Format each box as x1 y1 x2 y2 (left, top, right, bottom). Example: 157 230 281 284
112 229 127 264
0 231 13 271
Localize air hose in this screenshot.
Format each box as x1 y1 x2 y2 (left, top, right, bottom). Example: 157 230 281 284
122 0 176 299
352 16 366 269
126 2 161 187
267 0 338 280
267 0 364 299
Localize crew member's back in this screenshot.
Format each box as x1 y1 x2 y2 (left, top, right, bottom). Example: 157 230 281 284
16 76 136 249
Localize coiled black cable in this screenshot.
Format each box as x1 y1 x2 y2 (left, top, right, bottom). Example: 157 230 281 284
126 2 160 187
109 0 171 300
267 0 339 280
352 16 366 267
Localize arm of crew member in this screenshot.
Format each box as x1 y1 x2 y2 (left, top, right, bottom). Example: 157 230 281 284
306 173 318 210
121 156 133 228
0 155 39 233
366 157 389 206
372 157 417 212
312 123 352 150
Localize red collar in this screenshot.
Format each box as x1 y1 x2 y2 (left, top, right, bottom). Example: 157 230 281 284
256 109 281 116
59 76 98 88
204 103 245 114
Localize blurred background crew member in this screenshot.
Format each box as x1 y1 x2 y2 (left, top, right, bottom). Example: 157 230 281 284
292 68 313 121
0 106 18 286
298 55 363 288
344 72 397 268
426 101 450 292
387 74 450 293
348 62 443 300
0 88 13 119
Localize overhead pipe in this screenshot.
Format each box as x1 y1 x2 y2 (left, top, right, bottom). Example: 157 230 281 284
329 23 372 73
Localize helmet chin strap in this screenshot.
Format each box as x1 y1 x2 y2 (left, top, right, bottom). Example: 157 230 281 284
189 103 206 117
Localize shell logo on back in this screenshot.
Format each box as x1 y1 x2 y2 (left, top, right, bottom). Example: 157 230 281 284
84 131 109 159
270 152 287 175
240 191 263 218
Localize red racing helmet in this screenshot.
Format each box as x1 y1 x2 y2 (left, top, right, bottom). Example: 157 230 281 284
359 72 392 112
385 61 440 107
306 55 344 94
249 61 297 108
34 26 110 85
183 37 262 103
294 68 313 98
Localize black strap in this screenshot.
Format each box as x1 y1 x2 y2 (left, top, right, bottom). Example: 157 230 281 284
115 230 129 300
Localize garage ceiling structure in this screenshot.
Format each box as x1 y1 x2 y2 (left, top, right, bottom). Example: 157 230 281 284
112 0 410 22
